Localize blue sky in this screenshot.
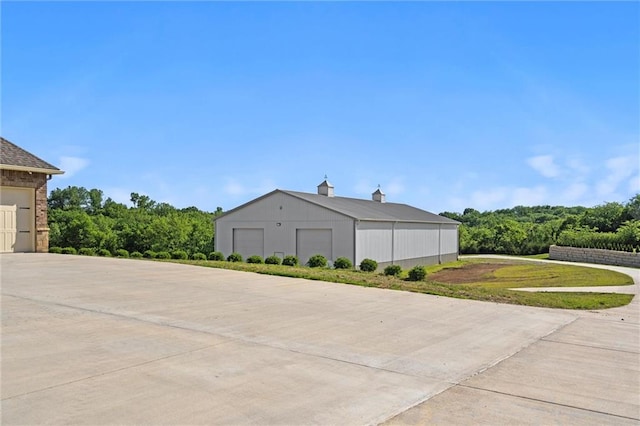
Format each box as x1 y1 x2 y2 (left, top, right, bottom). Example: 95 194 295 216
3 1 638 214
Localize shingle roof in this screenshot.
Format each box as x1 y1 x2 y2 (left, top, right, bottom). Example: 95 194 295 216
282 190 459 224
0 137 62 173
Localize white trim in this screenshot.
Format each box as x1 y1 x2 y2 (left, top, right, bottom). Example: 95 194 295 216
0 164 64 175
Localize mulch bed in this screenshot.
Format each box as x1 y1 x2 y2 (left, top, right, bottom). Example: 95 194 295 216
429 263 506 284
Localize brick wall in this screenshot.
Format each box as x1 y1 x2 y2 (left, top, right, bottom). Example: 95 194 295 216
0 169 50 252
549 245 640 268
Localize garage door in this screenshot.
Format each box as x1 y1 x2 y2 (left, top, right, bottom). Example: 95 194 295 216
232 228 264 259
0 187 34 253
296 229 332 265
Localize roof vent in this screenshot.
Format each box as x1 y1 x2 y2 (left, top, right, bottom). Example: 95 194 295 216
372 187 385 203
317 178 334 197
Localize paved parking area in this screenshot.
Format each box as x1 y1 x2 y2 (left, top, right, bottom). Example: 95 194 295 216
1 254 638 425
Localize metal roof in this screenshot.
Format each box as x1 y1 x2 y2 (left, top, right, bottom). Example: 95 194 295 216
0 137 63 174
283 190 459 224
216 189 459 225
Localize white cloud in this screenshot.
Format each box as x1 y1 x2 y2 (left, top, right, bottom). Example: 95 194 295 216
511 186 548 206
223 177 277 197
527 155 560 178
57 156 89 179
629 175 640 193
353 177 405 197
562 182 589 202
223 179 247 196
385 178 405 196
470 187 508 210
596 155 639 198
103 187 133 206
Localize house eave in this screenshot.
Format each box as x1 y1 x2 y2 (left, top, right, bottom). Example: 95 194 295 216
0 164 65 175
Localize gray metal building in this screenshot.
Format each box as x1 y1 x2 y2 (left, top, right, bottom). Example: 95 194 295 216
214 180 460 268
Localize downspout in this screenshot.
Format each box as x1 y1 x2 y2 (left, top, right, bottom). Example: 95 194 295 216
354 220 358 266
438 224 442 264
392 221 396 264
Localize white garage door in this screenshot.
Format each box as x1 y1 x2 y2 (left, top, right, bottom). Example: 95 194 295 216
233 228 264 258
296 229 332 265
0 187 34 253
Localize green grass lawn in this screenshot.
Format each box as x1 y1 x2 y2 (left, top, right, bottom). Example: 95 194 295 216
163 258 635 310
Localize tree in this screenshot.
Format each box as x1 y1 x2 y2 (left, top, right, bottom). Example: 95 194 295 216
580 202 626 233
625 194 640 220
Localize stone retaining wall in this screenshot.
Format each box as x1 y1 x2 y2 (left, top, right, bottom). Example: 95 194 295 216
549 245 640 268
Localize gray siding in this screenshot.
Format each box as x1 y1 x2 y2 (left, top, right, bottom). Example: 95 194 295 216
355 220 459 267
356 222 393 264
215 192 354 262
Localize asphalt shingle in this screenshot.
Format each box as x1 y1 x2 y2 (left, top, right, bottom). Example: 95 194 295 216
0 137 61 172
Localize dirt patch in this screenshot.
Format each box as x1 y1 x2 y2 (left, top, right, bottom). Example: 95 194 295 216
430 263 505 284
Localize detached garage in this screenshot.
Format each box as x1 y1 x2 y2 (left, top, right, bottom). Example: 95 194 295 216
214 180 460 269
0 138 64 253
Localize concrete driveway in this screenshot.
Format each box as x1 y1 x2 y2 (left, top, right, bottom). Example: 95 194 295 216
1 254 638 425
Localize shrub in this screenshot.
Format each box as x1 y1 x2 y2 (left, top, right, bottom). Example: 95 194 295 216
282 255 299 266
130 251 143 258
359 258 378 272
155 251 171 259
49 246 62 254
97 248 111 257
227 252 243 262
115 249 129 258
208 251 225 261
307 254 328 268
192 252 207 261
333 257 353 269
265 255 281 265
247 255 264 264
78 248 95 256
384 265 402 276
171 250 188 260
61 247 77 255
408 265 427 281
143 250 156 259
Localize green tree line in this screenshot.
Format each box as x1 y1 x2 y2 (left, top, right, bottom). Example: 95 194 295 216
441 194 640 254
48 186 222 256
49 186 639 256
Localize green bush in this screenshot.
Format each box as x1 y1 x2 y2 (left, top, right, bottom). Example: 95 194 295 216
208 251 225 261
227 252 243 262
247 255 264 264
143 250 156 259
307 254 328 268
359 258 378 272
130 251 143 258
192 252 207 260
61 247 77 255
282 255 299 266
408 265 427 281
49 246 62 254
115 249 129 258
384 265 402 276
333 257 353 269
155 251 171 259
171 250 188 260
265 255 281 265
78 248 95 256
97 248 111 257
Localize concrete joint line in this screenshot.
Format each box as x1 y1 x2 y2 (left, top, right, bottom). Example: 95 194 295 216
0 343 222 402
377 318 582 425
460 316 580 382
2 293 444 384
459 383 640 422
541 337 640 355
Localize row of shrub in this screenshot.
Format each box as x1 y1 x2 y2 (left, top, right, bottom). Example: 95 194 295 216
49 248 429 281
49 247 209 260
556 242 640 253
